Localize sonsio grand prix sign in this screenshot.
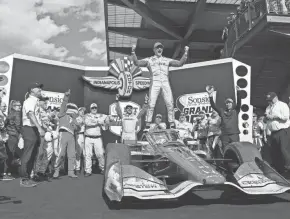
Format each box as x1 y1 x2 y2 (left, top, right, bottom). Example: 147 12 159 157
108 101 141 136
175 91 217 123
83 57 151 97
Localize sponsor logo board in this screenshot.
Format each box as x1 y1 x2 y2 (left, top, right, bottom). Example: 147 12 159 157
108 101 141 136
41 90 64 111
83 57 150 97
175 91 217 124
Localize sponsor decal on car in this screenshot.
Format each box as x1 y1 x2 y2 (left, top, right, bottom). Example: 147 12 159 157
82 57 150 97
175 92 217 124
238 174 274 187
123 178 166 191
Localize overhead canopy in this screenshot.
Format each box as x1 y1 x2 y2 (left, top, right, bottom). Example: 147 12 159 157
105 0 241 63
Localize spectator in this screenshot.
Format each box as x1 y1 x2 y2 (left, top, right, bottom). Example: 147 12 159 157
148 114 167 132
0 101 7 121
0 115 11 180
75 107 86 175
264 92 290 174
84 103 108 176
19 82 45 188
174 112 193 142
207 85 241 148
53 89 80 179
252 112 264 151
5 100 22 178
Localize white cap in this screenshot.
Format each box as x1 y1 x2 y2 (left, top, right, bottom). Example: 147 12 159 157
90 103 98 108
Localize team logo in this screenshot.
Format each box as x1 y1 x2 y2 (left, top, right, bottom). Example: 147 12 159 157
82 57 150 97
108 101 141 136
175 91 216 123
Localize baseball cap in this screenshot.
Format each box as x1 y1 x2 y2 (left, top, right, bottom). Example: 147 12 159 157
39 96 49 102
153 42 164 49
90 103 98 108
266 92 277 101
156 114 162 118
28 82 43 91
78 107 86 112
125 104 133 109
225 98 234 103
180 112 185 117
198 111 205 115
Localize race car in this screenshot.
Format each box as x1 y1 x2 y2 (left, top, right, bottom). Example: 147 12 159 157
103 129 290 209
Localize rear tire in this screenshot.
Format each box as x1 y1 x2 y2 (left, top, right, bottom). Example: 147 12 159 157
103 143 131 210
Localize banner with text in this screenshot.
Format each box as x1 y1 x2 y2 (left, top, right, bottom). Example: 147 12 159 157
41 90 65 111
176 91 217 124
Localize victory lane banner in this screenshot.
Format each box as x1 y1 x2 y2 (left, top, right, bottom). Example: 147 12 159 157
41 90 64 111
176 91 217 124
109 101 141 136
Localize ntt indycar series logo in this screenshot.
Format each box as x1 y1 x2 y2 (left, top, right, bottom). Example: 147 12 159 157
176 92 217 123
82 57 151 97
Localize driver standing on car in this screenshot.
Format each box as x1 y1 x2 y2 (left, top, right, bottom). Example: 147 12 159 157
114 94 148 144
148 114 167 132
131 42 189 129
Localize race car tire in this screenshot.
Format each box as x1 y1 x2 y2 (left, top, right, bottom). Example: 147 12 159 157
103 143 130 210
224 141 262 164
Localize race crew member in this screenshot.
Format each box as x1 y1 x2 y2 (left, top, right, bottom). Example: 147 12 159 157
132 42 189 129
114 94 148 144
84 103 108 176
53 89 80 179
148 114 167 132
207 85 241 148
75 107 86 175
193 111 209 152
264 92 290 174
207 110 222 157
174 112 193 142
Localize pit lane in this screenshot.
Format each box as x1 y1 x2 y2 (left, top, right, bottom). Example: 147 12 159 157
1 174 290 219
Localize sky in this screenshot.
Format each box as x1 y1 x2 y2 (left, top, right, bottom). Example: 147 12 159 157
0 0 107 66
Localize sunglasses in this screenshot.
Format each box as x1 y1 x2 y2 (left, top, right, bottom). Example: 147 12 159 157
91 107 98 110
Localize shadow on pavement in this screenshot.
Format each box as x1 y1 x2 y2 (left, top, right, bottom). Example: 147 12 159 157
0 196 22 205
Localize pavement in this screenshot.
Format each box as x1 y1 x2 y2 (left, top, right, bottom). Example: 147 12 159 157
1 174 290 219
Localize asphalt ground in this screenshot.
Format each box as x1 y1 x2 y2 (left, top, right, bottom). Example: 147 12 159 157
1 173 290 219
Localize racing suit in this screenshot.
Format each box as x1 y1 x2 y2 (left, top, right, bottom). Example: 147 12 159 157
252 121 264 150
84 113 107 174
132 53 187 124
116 102 148 144
75 115 85 172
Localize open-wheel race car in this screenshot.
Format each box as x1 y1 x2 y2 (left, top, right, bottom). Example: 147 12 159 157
102 129 290 209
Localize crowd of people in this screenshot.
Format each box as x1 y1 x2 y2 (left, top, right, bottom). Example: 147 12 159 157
0 73 290 189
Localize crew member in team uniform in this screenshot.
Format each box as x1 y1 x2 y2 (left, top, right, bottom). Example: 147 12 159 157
207 85 241 148
174 112 193 143
148 114 167 132
113 94 148 144
84 103 108 176
75 107 86 175
131 42 189 129
193 111 209 152
207 110 222 157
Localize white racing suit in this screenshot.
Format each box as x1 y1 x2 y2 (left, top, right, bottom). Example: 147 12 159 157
84 113 107 174
116 102 148 144
143 56 174 124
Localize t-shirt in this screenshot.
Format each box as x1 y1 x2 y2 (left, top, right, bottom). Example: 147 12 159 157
22 95 39 127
